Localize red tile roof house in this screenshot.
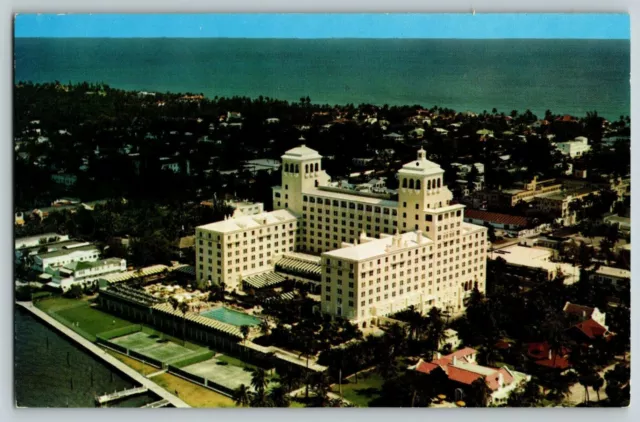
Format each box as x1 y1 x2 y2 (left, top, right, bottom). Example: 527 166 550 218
463 209 533 237
408 347 531 405
526 342 572 370
563 302 614 343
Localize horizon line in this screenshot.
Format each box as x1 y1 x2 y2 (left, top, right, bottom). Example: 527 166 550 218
14 36 630 40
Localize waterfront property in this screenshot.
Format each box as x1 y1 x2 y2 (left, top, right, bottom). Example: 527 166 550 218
197 145 488 327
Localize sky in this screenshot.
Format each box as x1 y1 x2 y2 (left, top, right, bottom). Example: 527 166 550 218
14 14 630 39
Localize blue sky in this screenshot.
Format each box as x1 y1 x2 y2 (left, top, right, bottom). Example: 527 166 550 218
15 14 630 39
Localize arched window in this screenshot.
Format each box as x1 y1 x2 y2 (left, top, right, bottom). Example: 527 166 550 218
314 163 319 172
437 178 441 188
295 164 299 173
284 163 289 173
427 180 431 189
305 164 309 173
416 180 421 190
402 178 408 188
409 179 415 189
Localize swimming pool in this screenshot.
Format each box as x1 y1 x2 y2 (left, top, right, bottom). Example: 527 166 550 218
200 307 261 326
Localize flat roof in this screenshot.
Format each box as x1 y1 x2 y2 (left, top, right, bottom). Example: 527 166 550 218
595 266 631 279
323 231 433 261
303 187 399 208
491 244 579 284
196 209 298 234
38 244 99 259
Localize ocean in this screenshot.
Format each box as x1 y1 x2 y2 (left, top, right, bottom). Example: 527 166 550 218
14 308 158 408
14 38 630 120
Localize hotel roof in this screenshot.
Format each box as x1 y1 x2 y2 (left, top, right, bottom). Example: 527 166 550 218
196 209 298 234
323 231 432 261
398 148 444 177
303 186 399 207
282 144 322 160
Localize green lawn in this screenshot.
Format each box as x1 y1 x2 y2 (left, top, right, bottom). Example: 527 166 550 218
332 371 384 407
35 297 135 342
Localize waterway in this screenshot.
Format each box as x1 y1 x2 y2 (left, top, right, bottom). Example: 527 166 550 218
14 307 159 408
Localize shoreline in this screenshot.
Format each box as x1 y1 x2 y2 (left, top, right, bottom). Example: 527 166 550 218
15 301 191 408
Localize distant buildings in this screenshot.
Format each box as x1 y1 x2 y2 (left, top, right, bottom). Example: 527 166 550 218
225 200 265 217
590 266 631 290
490 244 579 285
563 302 614 342
554 136 591 158
46 257 127 292
463 209 538 237
409 347 531 405
32 244 101 273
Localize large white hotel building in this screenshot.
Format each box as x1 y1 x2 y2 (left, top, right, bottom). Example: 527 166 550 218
196 145 487 327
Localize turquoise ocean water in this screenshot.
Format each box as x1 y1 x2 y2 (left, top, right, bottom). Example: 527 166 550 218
14 38 630 120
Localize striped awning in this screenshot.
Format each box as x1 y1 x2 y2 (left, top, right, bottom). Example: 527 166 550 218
172 265 196 276
243 272 286 289
151 302 242 339
275 257 322 277
265 291 295 303
100 264 169 284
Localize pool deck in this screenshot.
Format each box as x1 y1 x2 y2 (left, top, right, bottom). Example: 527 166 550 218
16 301 191 408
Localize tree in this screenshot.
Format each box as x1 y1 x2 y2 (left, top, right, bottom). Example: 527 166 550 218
259 320 270 337
64 284 84 299
240 324 250 346
267 385 290 407
506 380 543 407
250 368 269 406
232 384 252 407
592 375 604 403
468 378 492 407
604 364 630 406
168 296 179 336
178 301 189 345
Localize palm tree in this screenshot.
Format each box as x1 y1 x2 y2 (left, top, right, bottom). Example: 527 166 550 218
592 375 604 403
232 384 252 407
268 385 290 407
259 320 270 337
168 297 179 335
240 324 250 346
250 368 269 406
178 301 189 345
311 372 331 406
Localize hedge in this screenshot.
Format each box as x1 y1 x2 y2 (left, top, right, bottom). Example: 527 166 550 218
168 350 215 368
129 349 163 368
96 337 129 355
167 365 206 385
97 324 142 340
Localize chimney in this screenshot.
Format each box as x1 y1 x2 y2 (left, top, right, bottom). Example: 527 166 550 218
452 355 457 366
498 372 504 388
416 230 423 244
435 352 442 360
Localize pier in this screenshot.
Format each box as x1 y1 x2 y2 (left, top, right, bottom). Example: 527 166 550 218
16 302 190 408
140 399 170 408
95 386 149 405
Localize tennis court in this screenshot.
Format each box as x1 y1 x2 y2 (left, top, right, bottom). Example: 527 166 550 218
111 331 197 363
182 358 254 391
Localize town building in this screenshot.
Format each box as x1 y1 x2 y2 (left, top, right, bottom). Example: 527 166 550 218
563 302 614 342
490 244 579 285
195 210 299 289
589 266 631 290
15 233 70 251
197 145 488 323
554 136 591 158
463 209 536 237
531 186 599 226
46 257 127 292
409 347 531 405
31 244 101 273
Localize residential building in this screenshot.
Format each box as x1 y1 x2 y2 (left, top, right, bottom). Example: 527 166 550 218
15 233 69 251
463 209 534 237
409 347 531 405
471 177 562 209
195 210 299 288
563 302 614 342
490 244 579 285
603 214 631 234
47 257 127 291
555 136 591 158
589 266 631 290
32 244 101 273
531 187 599 226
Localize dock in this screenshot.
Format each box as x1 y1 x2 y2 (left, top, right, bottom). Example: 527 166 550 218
140 399 170 408
95 386 149 405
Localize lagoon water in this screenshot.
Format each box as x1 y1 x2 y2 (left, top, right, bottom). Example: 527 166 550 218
14 308 157 408
14 38 630 120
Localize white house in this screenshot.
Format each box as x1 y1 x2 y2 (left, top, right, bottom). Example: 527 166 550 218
555 136 591 158
32 244 100 273
15 233 69 251
589 266 631 290
47 257 127 292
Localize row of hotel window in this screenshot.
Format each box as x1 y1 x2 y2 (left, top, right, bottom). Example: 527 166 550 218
197 246 294 273
400 178 441 189
301 196 399 213
199 231 296 248
198 223 295 240
199 240 292 259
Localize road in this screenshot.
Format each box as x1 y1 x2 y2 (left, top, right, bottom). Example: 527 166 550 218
16 301 191 408
566 362 618 406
